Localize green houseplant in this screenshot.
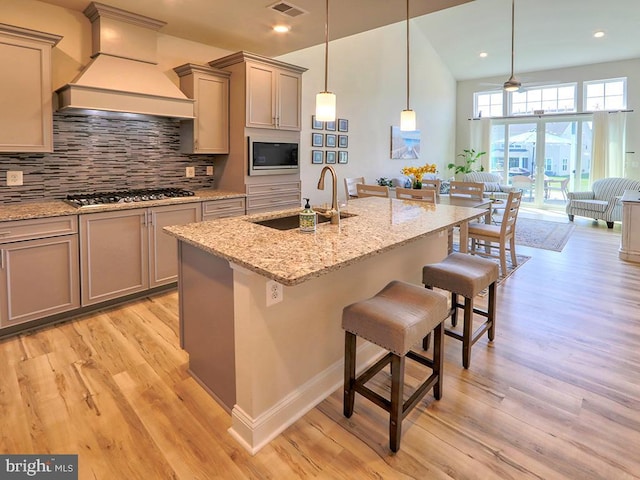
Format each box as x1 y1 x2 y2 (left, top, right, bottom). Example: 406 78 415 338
447 149 486 175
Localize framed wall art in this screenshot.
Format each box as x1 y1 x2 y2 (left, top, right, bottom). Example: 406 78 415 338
312 115 323 130
312 133 323 147
338 118 349 132
312 150 323 164
338 151 348 164
338 135 348 148
325 120 336 131
390 126 420 159
325 151 337 164
325 134 336 148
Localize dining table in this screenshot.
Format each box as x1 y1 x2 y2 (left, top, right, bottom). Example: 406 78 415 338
437 194 493 252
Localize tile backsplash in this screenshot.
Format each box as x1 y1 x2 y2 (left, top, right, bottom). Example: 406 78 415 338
0 112 220 204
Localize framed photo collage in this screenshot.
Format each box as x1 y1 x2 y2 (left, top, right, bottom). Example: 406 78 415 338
311 116 349 165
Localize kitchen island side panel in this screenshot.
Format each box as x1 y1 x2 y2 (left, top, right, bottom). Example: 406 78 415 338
178 242 236 411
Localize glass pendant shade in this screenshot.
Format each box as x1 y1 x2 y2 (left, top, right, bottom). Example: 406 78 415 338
315 91 336 122
400 109 416 131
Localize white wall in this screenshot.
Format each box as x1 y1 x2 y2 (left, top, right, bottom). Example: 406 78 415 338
456 58 640 179
279 20 457 205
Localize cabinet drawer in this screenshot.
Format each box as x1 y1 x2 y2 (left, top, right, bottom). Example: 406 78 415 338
246 191 301 212
0 216 78 243
246 181 301 196
202 197 246 219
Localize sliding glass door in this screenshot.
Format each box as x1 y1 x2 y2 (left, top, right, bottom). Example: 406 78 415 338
490 116 592 209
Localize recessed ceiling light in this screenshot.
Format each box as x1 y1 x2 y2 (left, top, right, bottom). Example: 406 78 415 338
593 31 605 38
479 52 488 58
273 25 290 33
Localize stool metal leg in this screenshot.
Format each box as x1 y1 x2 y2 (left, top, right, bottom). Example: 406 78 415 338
462 297 473 369
488 282 496 341
344 332 357 417
433 322 444 400
389 354 405 452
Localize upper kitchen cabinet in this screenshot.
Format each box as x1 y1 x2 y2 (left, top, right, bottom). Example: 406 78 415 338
174 63 230 154
209 52 306 131
0 24 62 153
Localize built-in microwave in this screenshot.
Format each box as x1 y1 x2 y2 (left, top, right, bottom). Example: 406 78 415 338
248 137 299 176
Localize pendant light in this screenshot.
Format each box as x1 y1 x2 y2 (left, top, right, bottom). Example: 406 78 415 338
400 0 416 131
315 0 336 122
503 0 521 92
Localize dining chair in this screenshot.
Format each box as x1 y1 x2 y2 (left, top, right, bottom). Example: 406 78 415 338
356 183 390 198
421 179 441 197
468 190 522 276
395 187 436 203
449 181 484 200
344 176 365 198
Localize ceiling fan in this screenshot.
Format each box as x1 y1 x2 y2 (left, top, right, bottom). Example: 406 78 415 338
503 0 521 91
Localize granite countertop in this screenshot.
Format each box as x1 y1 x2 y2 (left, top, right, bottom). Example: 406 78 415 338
0 189 245 222
164 197 486 286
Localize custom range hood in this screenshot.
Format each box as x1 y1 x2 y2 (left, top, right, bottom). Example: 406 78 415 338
56 2 194 118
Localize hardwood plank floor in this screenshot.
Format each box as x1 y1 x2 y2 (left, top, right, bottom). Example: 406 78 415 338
1 214 639 479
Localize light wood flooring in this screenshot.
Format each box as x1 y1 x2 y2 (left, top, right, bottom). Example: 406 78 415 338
1 214 639 479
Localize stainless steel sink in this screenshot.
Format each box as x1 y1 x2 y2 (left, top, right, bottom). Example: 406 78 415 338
252 211 356 231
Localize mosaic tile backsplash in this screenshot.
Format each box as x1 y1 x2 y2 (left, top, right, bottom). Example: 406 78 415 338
0 112 220 205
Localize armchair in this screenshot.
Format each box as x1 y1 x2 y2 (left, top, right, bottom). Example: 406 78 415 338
566 177 640 228
462 172 513 200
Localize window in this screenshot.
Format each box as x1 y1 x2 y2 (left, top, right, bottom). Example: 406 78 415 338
510 84 577 116
584 78 626 111
474 91 503 118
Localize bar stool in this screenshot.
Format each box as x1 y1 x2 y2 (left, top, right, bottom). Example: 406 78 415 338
422 253 499 369
342 280 449 452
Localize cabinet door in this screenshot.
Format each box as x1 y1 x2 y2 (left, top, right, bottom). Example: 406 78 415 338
80 210 148 306
246 62 276 129
0 26 60 152
276 69 302 131
0 235 79 328
149 203 201 288
194 74 230 153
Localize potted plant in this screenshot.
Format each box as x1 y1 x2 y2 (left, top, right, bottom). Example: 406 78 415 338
447 149 486 176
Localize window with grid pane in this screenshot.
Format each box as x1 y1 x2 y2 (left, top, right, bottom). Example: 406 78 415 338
474 91 503 118
510 84 577 115
584 78 626 111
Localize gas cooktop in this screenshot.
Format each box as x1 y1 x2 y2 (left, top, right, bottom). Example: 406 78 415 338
66 188 195 207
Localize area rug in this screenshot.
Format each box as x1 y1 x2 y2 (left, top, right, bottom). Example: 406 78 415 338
515 217 575 252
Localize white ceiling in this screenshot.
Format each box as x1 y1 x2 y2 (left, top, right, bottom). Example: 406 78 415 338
39 0 640 81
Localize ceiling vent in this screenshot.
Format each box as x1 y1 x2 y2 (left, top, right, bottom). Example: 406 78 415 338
269 2 308 17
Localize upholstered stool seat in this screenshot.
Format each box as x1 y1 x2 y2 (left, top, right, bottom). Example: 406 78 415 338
422 252 499 369
342 280 449 452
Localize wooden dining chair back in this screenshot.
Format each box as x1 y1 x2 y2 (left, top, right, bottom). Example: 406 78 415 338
344 176 365 198
356 183 390 198
395 187 436 203
421 179 441 196
450 181 484 200
468 190 522 276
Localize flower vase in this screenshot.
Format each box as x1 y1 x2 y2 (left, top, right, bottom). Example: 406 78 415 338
413 180 422 189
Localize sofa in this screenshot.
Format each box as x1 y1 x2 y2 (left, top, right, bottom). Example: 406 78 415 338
461 171 513 200
566 177 640 228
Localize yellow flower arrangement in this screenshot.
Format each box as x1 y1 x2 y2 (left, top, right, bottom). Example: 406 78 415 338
401 163 437 188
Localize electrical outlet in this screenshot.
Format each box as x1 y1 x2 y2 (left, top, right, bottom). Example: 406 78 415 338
266 280 284 306
206 165 214 176
7 171 23 186
185 166 195 178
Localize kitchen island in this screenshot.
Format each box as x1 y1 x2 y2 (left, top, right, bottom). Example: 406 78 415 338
164 197 486 453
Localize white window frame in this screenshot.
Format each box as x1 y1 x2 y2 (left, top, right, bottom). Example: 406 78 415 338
474 90 504 118
583 77 627 112
508 83 577 116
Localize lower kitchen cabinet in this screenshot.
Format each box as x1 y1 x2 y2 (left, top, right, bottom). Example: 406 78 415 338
246 180 301 214
202 197 246 220
0 217 80 328
80 203 201 306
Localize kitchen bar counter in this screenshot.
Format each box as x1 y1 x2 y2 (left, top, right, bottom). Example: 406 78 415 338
0 189 245 221
166 197 486 454
165 197 486 286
